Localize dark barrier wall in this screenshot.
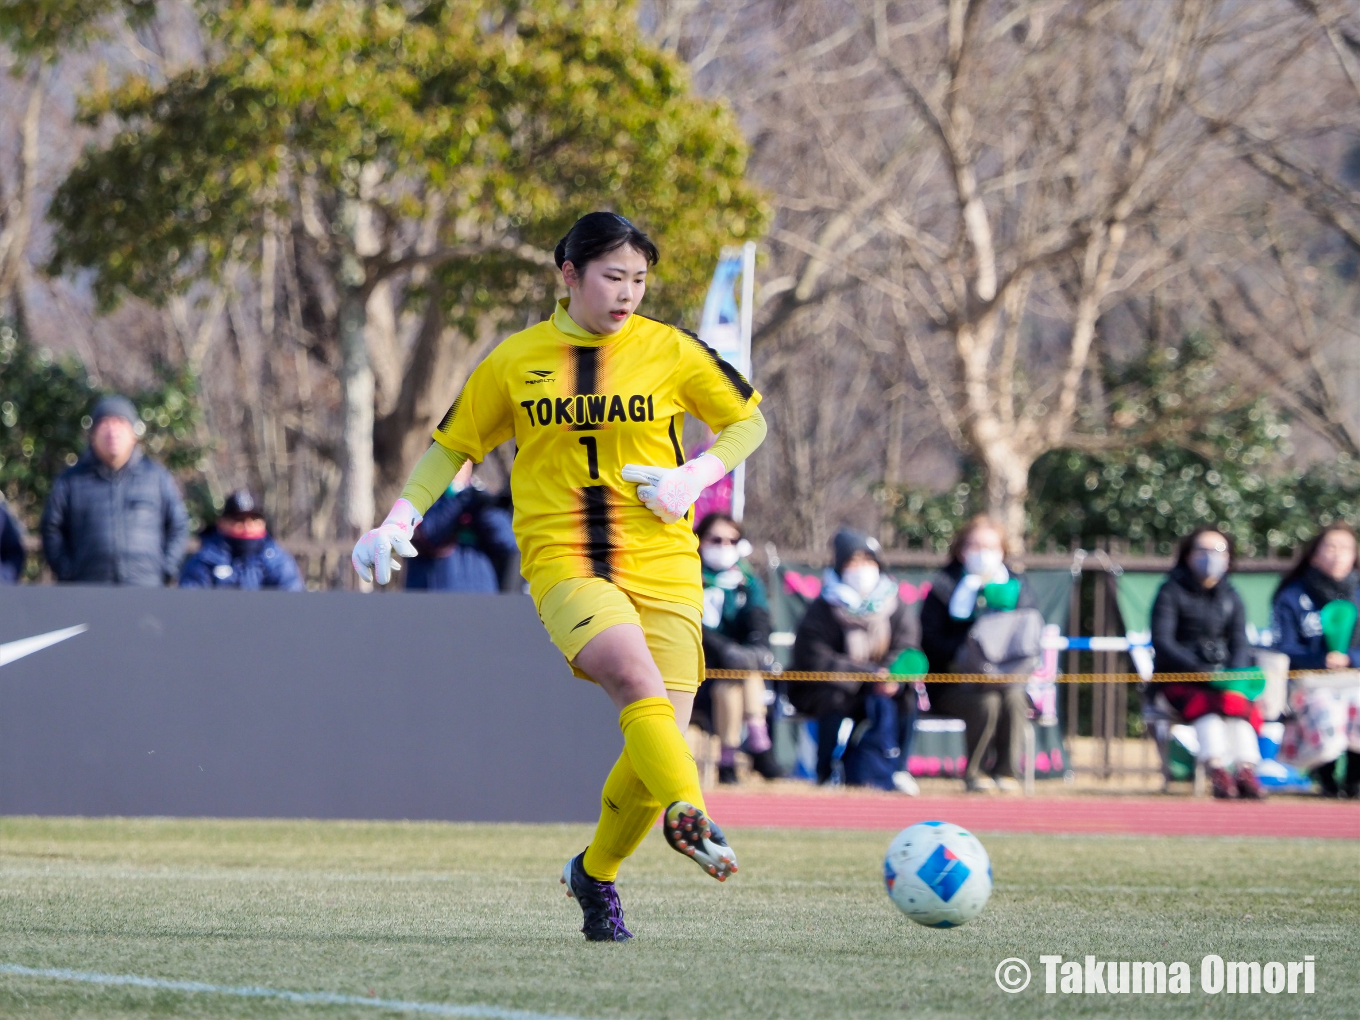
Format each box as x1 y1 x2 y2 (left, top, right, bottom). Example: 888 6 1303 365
0 587 620 822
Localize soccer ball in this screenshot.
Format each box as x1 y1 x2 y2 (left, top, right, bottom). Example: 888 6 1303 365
883 821 992 928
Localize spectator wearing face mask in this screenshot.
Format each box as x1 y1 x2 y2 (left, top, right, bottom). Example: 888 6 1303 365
694 512 780 784
178 489 305 591
790 528 921 793
1270 523 1360 798
1151 526 1261 799
919 515 1038 794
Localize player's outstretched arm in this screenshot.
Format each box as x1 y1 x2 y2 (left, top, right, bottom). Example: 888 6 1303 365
623 409 766 524
351 443 469 583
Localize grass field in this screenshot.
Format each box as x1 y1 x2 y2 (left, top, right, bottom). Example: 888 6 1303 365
0 817 1354 1020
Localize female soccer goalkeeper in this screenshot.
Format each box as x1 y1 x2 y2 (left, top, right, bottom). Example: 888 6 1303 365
352 211 766 941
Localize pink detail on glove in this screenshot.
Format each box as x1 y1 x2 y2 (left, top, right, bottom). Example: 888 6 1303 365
653 454 726 518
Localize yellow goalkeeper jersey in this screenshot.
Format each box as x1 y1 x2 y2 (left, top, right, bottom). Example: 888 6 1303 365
432 299 761 610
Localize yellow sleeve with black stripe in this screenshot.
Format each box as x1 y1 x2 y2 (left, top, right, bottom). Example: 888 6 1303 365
674 329 762 431
431 353 515 461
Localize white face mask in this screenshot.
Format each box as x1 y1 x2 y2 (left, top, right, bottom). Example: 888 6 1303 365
701 544 741 572
963 548 1003 579
841 564 881 598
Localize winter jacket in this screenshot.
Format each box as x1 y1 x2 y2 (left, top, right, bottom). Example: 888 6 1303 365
1150 565 1250 675
0 498 25 583
789 590 918 718
700 561 773 672
41 447 189 586
178 530 305 591
405 487 519 592
919 561 1039 676
1271 571 1360 670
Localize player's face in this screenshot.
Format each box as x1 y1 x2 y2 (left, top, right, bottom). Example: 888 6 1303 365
562 245 649 335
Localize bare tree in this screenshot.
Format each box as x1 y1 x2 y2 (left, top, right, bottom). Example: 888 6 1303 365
659 0 1317 553
1198 0 1360 460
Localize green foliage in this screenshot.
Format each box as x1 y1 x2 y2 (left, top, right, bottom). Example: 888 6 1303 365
877 467 986 553
0 322 211 536
1026 425 1360 558
882 334 1360 556
0 324 92 532
46 0 767 327
0 0 156 59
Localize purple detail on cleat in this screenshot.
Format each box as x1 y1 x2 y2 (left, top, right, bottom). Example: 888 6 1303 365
602 882 631 939
564 852 633 941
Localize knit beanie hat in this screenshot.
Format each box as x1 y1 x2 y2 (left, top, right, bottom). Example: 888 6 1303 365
832 528 883 574
90 395 139 429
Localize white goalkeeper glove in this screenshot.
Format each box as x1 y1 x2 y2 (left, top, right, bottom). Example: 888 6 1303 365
351 498 422 584
621 454 727 524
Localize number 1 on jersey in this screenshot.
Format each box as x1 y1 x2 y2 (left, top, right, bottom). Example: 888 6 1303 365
578 435 599 479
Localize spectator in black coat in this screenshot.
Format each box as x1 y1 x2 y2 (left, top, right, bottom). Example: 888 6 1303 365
41 395 189 586
0 496 25 583
1151 526 1262 800
179 489 305 591
694 512 779 784
919 515 1037 793
405 462 519 592
1270 523 1360 797
791 528 920 792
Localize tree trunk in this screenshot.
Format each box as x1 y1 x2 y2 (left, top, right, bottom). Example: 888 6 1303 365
339 286 375 538
371 302 504 511
0 70 44 315
978 442 1034 560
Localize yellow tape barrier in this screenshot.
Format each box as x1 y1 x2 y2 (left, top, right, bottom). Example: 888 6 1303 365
703 669 1344 684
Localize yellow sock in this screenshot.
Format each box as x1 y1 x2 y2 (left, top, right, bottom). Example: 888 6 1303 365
617 696 706 813
581 749 659 882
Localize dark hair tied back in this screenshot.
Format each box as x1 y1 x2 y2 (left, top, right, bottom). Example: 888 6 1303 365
554 212 659 271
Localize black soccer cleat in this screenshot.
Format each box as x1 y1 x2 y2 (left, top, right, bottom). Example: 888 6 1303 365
561 851 633 942
663 801 738 881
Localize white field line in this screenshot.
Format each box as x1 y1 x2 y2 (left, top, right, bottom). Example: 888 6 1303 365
0 964 599 1020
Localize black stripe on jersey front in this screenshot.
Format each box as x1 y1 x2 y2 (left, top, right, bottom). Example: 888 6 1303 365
436 393 462 434
571 346 600 431
578 486 614 581
667 415 684 467
637 313 754 402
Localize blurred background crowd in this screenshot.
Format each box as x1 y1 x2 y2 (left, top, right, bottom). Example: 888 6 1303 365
1 2 1359 799
1 393 1355 801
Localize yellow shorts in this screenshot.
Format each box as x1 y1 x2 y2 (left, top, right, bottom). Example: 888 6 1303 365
536 576 704 693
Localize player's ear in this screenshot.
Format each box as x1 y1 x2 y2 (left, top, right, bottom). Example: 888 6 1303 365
562 260 580 288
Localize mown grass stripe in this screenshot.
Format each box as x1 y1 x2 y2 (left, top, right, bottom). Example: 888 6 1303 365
0 964 597 1020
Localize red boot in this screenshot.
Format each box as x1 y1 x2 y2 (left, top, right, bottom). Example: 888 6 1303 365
1234 763 1267 800
1207 764 1238 799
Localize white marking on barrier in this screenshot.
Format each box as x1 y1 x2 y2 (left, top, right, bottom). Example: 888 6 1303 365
0 963 597 1020
1040 635 1151 652
0 624 88 668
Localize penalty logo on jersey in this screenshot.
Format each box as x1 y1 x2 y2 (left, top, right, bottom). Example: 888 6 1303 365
916 844 971 902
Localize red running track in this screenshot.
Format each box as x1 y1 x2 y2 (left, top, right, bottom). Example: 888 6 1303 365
703 791 1360 839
